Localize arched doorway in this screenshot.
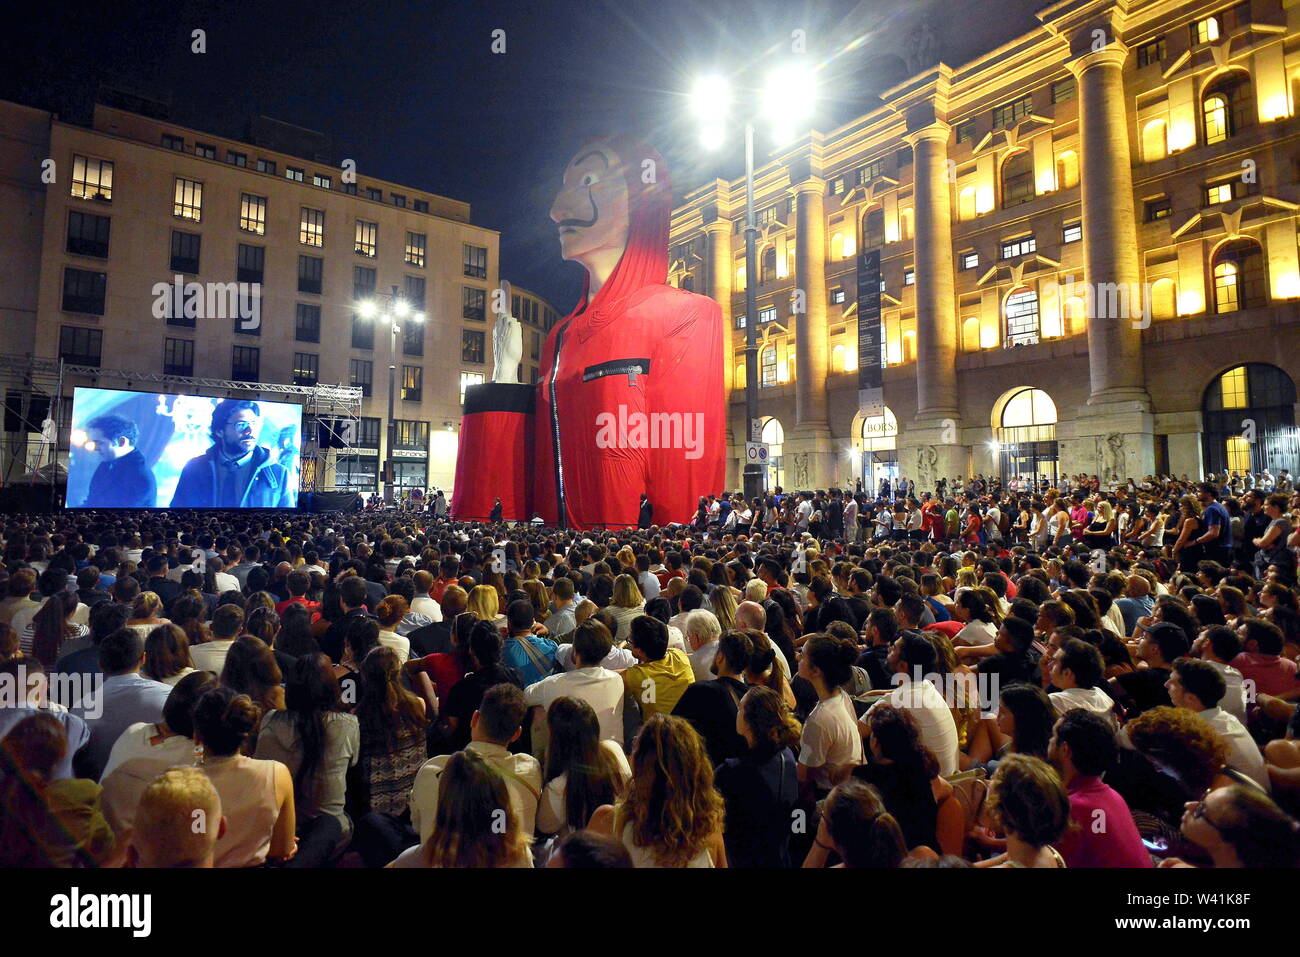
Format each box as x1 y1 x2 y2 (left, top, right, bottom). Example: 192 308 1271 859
1202 364 1299 476
993 387 1059 485
759 416 785 491
853 407 899 495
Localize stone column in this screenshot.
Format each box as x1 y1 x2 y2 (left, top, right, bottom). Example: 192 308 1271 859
1069 43 1146 403
789 178 835 488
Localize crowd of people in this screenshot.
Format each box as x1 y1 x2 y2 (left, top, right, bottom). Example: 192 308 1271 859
1 468 1299 869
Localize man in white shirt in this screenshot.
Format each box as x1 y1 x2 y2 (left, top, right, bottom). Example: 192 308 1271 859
1047 639 1117 720
795 493 813 533
868 633 959 775
843 495 859 542
1167 658 1268 791
410 684 542 847
189 604 244 676
683 608 722 684
525 620 626 757
1196 626 1249 723
634 556 661 602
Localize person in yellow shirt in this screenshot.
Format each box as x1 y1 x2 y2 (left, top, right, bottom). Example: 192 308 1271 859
623 616 694 720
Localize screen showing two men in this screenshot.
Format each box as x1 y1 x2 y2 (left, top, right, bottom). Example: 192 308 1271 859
68 387 302 509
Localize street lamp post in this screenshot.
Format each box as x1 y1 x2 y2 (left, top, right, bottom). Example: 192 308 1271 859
692 66 815 504
361 284 425 505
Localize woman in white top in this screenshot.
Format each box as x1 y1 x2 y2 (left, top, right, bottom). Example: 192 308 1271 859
99 671 215 836
796 633 864 798
536 697 631 842
951 588 1003 647
606 574 646 644
374 595 413 661
589 714 727 868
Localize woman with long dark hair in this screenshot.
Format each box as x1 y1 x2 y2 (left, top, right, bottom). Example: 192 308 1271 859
537 696 629 843
388 750 531 868
221 635 285 716
439 620 522 751
254 653 359 867
169 592 212 649
275 602 320 665
351 646 430 867
714 686 801 868
31 590 86 668
853 704 944 853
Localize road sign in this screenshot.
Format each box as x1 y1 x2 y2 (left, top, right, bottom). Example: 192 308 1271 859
745 442 769 463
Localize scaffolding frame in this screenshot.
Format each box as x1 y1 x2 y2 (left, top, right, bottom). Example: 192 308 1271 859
0 354 364 499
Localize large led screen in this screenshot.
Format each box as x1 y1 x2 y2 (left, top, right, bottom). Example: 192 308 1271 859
68 388 302 509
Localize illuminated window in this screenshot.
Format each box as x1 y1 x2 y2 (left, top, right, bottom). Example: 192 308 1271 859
1206 183 1233 205
1203 74 1255 145
761 246 777 283
405 231 426 267
460 372 485 404
992 95 1033 129
1142 119 1168 162
173 178 203 221
760 416 785 488
1192 16 1220 45
1001 152 1034 208
1055 151 1079 190
1219 366 1248 409
401 365 423 402
1001 235 1036 259
1225 436 1252 471
1004 287 1040 346
240 193 267 234
300 207 324 246
71 155 113 201
1062 222 1082 244
760 345 778 388
355 220 378 257
863 209 885 248
1137 37 1166 67
997 387 1058 445
1212 239 1267 313
960 251 979 271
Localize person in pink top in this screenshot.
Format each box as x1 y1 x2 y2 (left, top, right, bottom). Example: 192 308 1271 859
1232 618 1298 698
1049 709 1153 868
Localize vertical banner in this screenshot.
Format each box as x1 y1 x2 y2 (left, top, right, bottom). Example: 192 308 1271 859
857 247 883 417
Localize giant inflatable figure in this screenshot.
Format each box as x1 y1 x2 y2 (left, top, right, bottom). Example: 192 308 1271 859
452 136 724 528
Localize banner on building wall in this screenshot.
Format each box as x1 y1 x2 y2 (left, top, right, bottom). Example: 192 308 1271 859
856 248 883 417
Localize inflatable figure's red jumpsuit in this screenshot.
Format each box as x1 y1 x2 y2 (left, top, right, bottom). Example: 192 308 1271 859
452 138 724 529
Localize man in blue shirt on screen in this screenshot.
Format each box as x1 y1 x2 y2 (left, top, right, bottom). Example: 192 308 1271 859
83 414 157 508
171 399 294 508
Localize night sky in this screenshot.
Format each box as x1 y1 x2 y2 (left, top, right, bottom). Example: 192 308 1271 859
2 0 1046 313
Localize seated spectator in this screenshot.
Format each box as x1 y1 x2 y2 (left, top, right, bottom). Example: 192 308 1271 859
389 750 532 868
976 754 1070 868
410 683 541 850
0 713 116 867
141 623 196 687
869 632 960 776
545 829 634 868
129 766 225 868
682 608 723 684
673 629 753 765
31 590 87 669
255 654 360 866
190 604 245 676
855 704 946 854
222 635 285 717
590 714 727 867
0 657 90 779
537 696 630 844
965 681 1055 771
502 599 558 687
1048 639 1116 719
714 686 800 868
126 591 170 638
1048 709 1152 868
1193 625 1249 723
1166 656 1268 791
350 646 430 868
1110 622 1188 717
1161 785 1300 868
804 779 908 869
525 619 625 757
624 616 694 720
73 626 173 780
798 633 866 798
1231 617 1297 698
374 595 413 661
440 622 524 752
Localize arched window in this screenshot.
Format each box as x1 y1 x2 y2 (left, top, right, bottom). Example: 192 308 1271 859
760 416 785 489
961 316 981 352
998 387 1058 437
781 348 796 383
958 185 977 221
1004 286 1040 346
1202 364 1299 476
760 345 777 388
735 262 746 290
1150 277 1177 319
1142 118 1169 162
859 407 898 451
831 343 855 373
734 362 746 390
1212 239 1267 313
1055 150 1079 190
1001 151 1035 208
862 208 885 249
1203 72 1255 145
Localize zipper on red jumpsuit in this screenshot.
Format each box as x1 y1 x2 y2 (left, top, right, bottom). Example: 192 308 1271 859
549 322 569 528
